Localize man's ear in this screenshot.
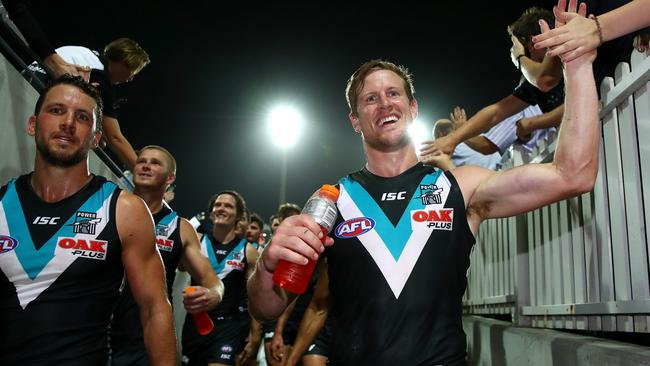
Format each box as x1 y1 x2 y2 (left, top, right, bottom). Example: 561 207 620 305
410 99 418 121
27 115 37 137
166 173 176 186
92 130 102 149
349 112 360 133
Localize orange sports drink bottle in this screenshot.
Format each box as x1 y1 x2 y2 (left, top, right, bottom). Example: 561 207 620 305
184 287 214 335
272 185 339 294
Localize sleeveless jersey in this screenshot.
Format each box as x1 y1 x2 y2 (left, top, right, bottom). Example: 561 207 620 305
0 174 123 365
326 163 475 366
109 203 183 352
199 234 249 318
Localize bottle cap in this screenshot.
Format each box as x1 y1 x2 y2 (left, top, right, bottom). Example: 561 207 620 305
319 184 339 201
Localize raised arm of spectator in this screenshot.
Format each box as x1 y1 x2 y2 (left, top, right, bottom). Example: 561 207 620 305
117 193 176 365
284 261 330 366
464 136 500 155
421 151 456 171
420 95 529 156
534 0 650 61
3 0 90 79
454 23 598 233
517 104 565 140
102 116 137 171
511 35 563 92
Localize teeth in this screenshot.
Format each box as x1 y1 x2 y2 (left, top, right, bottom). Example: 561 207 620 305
379 116 398 125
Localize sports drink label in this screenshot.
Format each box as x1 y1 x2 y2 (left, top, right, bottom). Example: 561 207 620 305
303 197 338 233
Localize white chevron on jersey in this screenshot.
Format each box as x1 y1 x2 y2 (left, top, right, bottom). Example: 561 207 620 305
0 195 113 309
337 173 452 298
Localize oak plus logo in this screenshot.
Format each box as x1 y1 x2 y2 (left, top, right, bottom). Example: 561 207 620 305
69 212 102 235
227 251 245 269
57 237 108 260
411 208 454 231
156 238 174 252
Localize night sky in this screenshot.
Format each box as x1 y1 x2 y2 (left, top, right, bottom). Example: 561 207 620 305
33 0 555 221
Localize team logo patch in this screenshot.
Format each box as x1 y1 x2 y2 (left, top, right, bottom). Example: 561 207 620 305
221 345 233 353
0 235 19 254
411 209 454 231
416 184 443 205
335 217 375 238
155 223 170 236
57 237 108 260
68 211 102 235
156 238 174 252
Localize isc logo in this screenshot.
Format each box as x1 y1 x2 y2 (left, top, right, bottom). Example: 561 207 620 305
381 191 406 201
335 217 375 238
156 238 174 252
57 237 108 260
33 216 60 225
411 209 454 230
0 235 19 254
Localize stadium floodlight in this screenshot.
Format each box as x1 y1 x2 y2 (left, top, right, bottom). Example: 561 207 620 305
267 105 304 149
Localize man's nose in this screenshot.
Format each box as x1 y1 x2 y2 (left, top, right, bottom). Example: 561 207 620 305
61 111 76 128
378 94 391 108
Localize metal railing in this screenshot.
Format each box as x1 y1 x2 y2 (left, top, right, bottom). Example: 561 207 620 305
0 5 132 190
463 51 650 333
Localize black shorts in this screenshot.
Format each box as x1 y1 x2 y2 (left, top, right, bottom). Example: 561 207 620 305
110 346 148 366
303 322 330 357
262 320 276 341
182 315 249 366
262 320 299 345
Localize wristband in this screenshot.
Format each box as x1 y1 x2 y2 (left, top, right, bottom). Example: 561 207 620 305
589 14 604 46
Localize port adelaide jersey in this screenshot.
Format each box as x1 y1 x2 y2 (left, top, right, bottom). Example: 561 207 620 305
199 234 249 317
0 174 124 365
110 203 182 351
326 163 475 366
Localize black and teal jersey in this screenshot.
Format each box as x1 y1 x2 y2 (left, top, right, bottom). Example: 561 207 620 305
0 174 124 365
198 234 249 318
325 163 474 366
109 203 182 356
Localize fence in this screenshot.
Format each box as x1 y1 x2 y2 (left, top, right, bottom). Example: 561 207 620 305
463 50 650 333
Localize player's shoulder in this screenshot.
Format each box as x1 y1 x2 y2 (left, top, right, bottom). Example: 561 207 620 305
116 190 149 217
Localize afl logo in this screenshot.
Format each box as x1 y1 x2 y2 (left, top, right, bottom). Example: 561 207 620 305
335 217 375 238
0 235 19 254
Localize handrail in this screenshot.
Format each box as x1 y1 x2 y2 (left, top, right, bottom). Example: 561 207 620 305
0 9 132 188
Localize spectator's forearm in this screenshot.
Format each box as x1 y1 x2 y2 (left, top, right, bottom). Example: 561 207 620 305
106 135 137 171
600 0 650 43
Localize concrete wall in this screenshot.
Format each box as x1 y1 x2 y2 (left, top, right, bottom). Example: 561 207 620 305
464 316 650 366
0 52 38 184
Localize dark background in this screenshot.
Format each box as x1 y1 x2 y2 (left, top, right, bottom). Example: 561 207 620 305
33 0 555 221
